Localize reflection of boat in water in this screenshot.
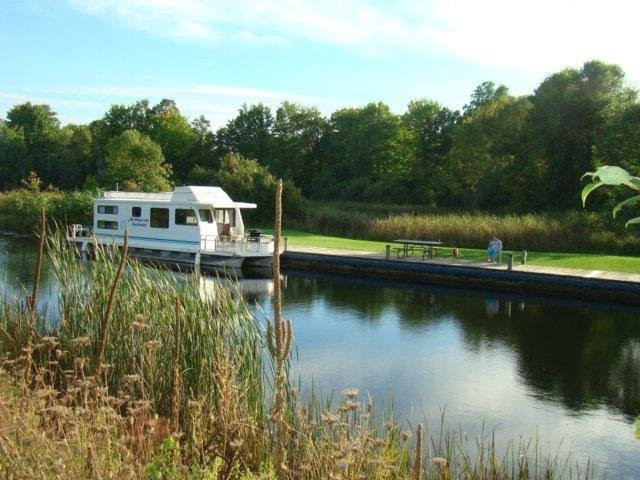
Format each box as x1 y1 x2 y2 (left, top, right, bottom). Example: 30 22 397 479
198 269 279 301
67 186 276 270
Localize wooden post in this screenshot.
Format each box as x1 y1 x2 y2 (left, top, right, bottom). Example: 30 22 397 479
507 253 514 271
521 250 527 265
385 244 391 260
284 237 288 251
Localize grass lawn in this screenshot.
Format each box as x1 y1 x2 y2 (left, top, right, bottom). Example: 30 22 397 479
262 228 640 274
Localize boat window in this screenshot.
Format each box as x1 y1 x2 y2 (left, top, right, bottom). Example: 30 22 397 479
199 209 213 223
96 220 118 230
175 208 198 226
150 208 169 228
131 206 141 218
214 209 235 225
97 205 118 214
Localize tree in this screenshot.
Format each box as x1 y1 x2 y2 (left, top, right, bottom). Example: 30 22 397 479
216 104 274 168
58 124 93 190
315 102 413 201
402 99 459 204
189 115 219 171
213 153 306 222
102 100 151 138
104 130 172 192
148 100 194 184
444 94 532 209
5 102 62 187
528 60 636 209
463 81 509 113
0 121 28 188
272 101 327 191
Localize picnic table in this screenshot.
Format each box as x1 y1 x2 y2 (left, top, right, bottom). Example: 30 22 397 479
393 239 443 260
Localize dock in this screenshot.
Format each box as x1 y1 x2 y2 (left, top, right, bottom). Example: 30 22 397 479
281 246 640 305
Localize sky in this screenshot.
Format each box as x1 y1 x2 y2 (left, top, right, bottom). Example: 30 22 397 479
1 0 640 128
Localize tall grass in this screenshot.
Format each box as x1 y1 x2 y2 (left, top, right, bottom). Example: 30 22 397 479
0 231 608 478
294 201 640 254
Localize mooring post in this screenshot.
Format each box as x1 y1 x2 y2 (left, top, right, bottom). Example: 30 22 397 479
521 250 527 265
385 245 391 260
507 253 514 271
284 237 288 251
194 252 201 276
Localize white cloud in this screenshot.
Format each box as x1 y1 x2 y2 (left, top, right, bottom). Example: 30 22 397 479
67 0 640 80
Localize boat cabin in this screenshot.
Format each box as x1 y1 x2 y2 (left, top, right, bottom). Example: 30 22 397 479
92 186 256 252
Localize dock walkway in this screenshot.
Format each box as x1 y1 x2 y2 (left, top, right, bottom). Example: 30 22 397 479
281 246 640 304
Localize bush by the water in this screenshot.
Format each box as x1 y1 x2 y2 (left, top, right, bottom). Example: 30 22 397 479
0 182 93 234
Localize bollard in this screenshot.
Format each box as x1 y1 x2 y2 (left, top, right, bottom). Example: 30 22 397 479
385 244 391 260
284 237 288 251
507 253 514 271
521 250 527 265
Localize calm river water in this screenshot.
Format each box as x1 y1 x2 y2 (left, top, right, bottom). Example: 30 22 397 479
1 234 639 477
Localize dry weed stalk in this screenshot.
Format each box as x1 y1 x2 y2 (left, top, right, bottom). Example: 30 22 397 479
23 208 46 386
170 296 182 433
409 423 424 480
95 231 128 380
267 179 293 478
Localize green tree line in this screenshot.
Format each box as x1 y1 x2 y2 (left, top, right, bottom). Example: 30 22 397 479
1 60 639 214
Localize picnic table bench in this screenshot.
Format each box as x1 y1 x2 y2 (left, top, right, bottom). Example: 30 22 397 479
392 239 443 260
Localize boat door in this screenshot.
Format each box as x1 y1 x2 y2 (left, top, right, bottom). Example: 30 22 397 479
198 207 218 249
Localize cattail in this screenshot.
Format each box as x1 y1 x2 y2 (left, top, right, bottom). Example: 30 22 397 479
95 231 128 380
170 296 182 433
24 207 46 386
409 423 424 480
267 179 292 478
28 207 46 313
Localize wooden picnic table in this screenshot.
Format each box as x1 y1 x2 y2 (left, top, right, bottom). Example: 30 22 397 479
393 239 443 260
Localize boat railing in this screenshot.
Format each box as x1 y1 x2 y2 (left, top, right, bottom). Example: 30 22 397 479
68 224 91 238
201 234 274 254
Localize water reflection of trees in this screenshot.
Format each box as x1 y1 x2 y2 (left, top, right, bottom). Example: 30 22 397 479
281 272 640 420
1 235 51 296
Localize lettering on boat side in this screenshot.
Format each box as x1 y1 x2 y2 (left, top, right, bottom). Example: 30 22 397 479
129 217 149 227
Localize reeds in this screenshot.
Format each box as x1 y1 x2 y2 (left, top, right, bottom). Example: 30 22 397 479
0 227 609 479
267 178 293 478
294 201 640 254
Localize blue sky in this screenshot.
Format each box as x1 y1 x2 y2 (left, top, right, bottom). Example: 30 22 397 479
2 0 639 128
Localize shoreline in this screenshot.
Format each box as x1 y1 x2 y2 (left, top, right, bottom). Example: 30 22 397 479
282 246 640 305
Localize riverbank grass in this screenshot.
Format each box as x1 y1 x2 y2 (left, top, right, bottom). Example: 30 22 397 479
268 228 640 274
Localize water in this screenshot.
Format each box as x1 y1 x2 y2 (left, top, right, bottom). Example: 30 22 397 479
2 234 640 477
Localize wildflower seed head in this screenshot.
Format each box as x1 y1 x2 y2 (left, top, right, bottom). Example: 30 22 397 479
71 336 91 348
131 321 148 333
343 388 358 399
431 457 448 470
229 438 244 449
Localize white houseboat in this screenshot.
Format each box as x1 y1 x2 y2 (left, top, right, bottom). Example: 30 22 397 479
67 186 275 271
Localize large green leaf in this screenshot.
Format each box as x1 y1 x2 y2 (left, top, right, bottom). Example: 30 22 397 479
581 180 603 206
581 165 640 205
613 194 640 217
627 217 640 227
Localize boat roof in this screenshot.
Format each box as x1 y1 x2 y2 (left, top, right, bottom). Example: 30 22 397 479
100 186 257 209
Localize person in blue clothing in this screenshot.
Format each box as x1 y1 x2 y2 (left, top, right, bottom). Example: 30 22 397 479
486 235 502 263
